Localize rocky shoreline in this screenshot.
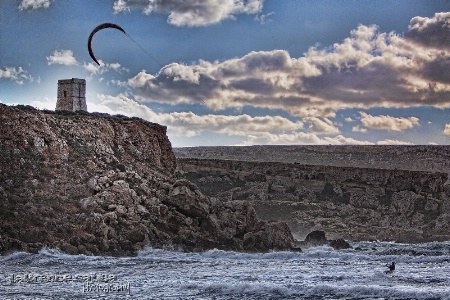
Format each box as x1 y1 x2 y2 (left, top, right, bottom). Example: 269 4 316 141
0 104 302 256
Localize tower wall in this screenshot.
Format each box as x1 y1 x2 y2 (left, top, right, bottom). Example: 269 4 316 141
56 78 87 111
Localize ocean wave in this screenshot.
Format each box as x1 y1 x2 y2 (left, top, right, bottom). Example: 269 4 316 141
190 281 450 299
2 243 450 299
199 282 299 297
0 251 33 264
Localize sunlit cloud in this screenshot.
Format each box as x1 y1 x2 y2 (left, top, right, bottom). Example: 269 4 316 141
359 112 420 131
0 66 34 85
254 12 274 24
376 139 414 145
305 117 340 134
31 97 56 110
47 50 78 66
83 60 128 76
444 124 450 136
113 0 263 27
18 0 51 10
91 93 303 138
87 93 415 146
352 125 367 133
238 132 411 146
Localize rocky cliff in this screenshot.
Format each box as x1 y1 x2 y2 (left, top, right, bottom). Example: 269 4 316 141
0 104 296 255
176 158 450 243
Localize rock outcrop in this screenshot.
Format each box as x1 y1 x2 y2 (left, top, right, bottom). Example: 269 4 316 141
295 230 351 250
0 104 296 255
176 157 450 243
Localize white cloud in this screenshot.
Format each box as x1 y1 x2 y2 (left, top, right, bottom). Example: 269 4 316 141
92 93 303 139
108 79 128 87
31 97 56 110
47 50 78 66
359 112 420 131
344 117 354 122
113 0 263 27
324 135 374 145
305 117 340 134
19 0 51 10
444 124 450 136
254 12 274 24
83 60 128 76
0 66 34 85
352 125 367 133
240 132 327 145
90 94 418 146
239 131 413 146
174 113 304 136
376 139 413 145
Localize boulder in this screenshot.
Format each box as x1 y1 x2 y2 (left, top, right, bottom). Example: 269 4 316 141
297 230 351 250
329 238 351 250
305 230 327 245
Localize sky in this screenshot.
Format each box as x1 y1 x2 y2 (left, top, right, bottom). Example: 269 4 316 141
1 0 450 147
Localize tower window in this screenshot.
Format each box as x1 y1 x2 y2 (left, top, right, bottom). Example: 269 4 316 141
64 91 67 97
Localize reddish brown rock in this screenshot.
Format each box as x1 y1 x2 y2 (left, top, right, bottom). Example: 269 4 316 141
0 104 297 256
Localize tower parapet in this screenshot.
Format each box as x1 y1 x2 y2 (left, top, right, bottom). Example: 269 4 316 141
56 78 87 111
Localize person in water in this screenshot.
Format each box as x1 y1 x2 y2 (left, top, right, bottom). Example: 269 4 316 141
385 262 395 274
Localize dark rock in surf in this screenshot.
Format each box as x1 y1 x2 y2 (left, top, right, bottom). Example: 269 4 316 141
305 230 327 246
329 238 351 250
297 230 351 250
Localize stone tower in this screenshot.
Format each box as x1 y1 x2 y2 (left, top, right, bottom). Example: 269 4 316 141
56 78 87 111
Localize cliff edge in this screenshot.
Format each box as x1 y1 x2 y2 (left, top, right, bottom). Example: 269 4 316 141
0 104 295 255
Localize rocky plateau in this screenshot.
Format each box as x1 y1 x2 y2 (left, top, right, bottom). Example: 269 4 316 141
175 156 450 243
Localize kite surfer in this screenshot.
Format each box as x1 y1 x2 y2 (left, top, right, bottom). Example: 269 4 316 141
385 262 395 274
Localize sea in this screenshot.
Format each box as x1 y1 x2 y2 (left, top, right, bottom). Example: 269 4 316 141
1 241 449 300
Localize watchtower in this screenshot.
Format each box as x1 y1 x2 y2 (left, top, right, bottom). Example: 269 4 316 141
56 78 87 111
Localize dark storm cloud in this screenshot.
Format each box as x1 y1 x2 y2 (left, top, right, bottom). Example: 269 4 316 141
422 56 450 83
230 78 276 94
131 71 220 105
405 12 450 49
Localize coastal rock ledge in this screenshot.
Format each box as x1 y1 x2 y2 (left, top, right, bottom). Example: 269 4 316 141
0 104 296 256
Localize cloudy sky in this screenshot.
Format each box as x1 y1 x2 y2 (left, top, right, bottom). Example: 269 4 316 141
1 0 450 146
